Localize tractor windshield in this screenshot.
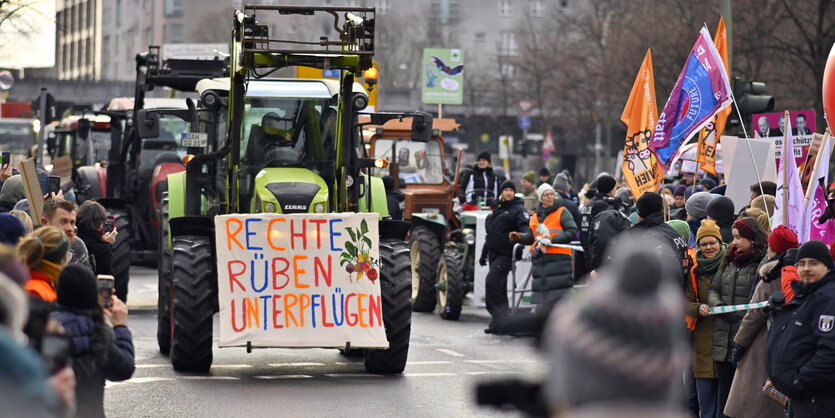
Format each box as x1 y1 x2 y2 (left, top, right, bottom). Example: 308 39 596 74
0 119 37 157
373 138 445 184
240 97 333 168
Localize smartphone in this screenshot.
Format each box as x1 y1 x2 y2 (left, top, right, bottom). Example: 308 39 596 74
97 274 115 308
40 334 72 374
48 176 61 195
1 151 9 167
104 214 116 233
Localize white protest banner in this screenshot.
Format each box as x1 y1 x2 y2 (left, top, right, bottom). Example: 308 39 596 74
215 213 388 349
721 136 776 211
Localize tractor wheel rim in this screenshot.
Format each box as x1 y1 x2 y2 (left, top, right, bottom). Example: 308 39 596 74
410 239 421 300
437 257 447 307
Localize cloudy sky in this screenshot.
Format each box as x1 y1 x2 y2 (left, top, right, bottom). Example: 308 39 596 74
0 0 56 69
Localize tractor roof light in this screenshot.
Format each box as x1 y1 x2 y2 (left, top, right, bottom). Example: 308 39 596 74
183 154 194 164
374 158 389 168
363 67 378 90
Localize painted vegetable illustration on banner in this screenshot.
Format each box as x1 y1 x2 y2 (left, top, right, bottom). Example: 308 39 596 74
340 219 380 283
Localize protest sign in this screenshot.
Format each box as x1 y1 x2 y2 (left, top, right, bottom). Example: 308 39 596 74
19 158 45 222
752 110 816 168
214 213 389 349
721 136 776 211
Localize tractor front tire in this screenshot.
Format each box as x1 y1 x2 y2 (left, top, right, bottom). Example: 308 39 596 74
110 208 131 302
156 194 172 355
410 225 441 312
169 235 215 372
437 249 466 320
364 239 412 374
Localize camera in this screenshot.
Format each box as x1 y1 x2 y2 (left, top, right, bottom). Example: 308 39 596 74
97 274 115 308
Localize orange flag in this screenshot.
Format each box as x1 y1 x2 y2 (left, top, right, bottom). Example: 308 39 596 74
621 49 662 199
698 17 730 176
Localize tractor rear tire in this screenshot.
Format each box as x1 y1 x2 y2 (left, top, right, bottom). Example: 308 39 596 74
410 225 441 312
364 239 412 374
156 194 172 355
437 249 466 320
169 235 215 372
110 208 131 302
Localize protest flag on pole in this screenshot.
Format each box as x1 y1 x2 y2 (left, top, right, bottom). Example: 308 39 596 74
712 17 732 140
696 18 731 176
802 129 835 243
620 49 663 199
649 27 733 170
772 111 806 237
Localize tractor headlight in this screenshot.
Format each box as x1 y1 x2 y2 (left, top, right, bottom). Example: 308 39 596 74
465 233 476 245
265 202 276 213
314 203 325 213
345 175 354 187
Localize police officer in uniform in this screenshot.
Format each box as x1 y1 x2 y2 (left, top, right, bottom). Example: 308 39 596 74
480 180 530 333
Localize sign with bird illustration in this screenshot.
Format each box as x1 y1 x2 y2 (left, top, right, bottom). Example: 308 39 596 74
422 48 464 105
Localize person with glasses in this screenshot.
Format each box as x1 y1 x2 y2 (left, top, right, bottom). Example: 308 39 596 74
766 240 835 417
686 219 728 418
708 217 769 416
725 225 799 418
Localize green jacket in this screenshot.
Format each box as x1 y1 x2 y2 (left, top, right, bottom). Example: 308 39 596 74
708 253 766 362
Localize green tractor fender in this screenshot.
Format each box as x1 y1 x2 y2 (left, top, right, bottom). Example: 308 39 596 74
166 171 187 222
359 175 388 218
411 212 447 229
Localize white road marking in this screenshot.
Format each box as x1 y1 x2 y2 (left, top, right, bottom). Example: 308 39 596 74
135 364 168 369
324 373 383 378
464 359 535 364
464 371 521 376
436 348 465 357
402 372 456 377
254 375 313 380
334 362 364 366
407 361 453 365
210 364 253 369
181 376 240 380
107 377 175 387
268 362 325 367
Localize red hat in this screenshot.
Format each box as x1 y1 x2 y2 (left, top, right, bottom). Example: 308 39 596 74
767 225 799 254
732 218 756 241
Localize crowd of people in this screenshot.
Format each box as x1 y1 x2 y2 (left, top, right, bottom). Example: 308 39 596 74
467 152 835 417
0 162 134 417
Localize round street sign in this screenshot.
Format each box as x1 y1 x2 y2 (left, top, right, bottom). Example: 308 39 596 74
518 116 531 130
480 133 490 144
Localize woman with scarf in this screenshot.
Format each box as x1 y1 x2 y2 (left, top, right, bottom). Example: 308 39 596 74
17 226 71 302
708 217 768 416
687 219 728 418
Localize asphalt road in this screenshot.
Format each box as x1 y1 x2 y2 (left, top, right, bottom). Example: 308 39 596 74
111 266 544 417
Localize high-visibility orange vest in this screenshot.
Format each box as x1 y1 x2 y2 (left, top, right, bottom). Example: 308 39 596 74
685 248 698 332
529 207 571 256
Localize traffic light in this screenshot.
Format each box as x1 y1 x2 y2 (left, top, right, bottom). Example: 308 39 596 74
733 77 774 119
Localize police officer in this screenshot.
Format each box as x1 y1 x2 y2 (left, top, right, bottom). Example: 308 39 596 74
579 174 620 272
766 240 835 417
480 180 530 333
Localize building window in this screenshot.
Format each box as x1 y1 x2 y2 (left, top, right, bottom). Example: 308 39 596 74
165 0 183 16
377 0 390 15
531 0 545 17
474 32 485 42
498 0 512 17
500 63 515 78
115 0 121 25
430 0 459 25
560 0 568 7
170 23 184 43
499 31 518 56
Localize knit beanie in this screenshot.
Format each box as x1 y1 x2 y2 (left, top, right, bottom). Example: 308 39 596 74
553 173 570 191
636 192 664 218
706 196 735 222
696 219 722 245
43 233 70 265
742 207 771 233
56 264 98 310
666 220 690 242
685 191 713 219
596 174 617 195
0 257 29 287
0 214 27 246
0 175 26 209
751 195 775 217
768 225 799 255
543 239 685 409
11 199 30 213
699 178 717 191
615 187 635 207
684 185 705 200
797 240 834 269
539 167 551 178
537 183 555 201
522 171 536 184
673 185 687 197
477 150 491 163
381 175 395 192
732 218 756 241
500 180 516 193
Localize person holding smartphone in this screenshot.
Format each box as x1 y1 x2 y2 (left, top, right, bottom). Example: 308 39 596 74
52 264 135 417
75 201 116 279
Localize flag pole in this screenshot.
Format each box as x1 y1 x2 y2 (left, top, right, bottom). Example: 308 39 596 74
782 110 789 226
729 93 766 199
805 128 830 205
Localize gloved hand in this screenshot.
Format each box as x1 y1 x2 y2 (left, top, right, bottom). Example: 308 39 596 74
731 344 747 368
479 253 487 267
718 312 742 324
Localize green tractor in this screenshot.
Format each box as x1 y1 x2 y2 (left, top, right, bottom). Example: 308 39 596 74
143 5 432 374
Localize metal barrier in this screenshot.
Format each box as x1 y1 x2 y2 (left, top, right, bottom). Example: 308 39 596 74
508 241 584 313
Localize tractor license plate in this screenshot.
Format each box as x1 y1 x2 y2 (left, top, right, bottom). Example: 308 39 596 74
422 208 439 214
181 132 208 147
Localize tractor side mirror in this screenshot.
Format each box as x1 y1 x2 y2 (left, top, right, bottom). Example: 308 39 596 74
136 109 160 139
410 112 433 142
77 118 91 140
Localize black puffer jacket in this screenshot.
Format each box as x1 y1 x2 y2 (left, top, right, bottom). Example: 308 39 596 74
628 211 689 286
519 203 578 304
579 193 619 270
52 308 135 418
483 197 530 257
459 165 502 205
76 228 112 276
587 209 633 271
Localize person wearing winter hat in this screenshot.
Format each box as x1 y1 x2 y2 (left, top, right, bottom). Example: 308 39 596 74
0 213 26 246
0 244 30 287
458 151 501 206
18 226 71 302
708 217 768 415
521 171 538 212
673 185 687 209
684 185 705 201
685 191 714 248
706 196 736 244
724 225 798 418
543 237 686 415
510 184 577 305
741 207 771 234
536 167 551 188
750 194 775 218
382 175 405 221
765 240 835 416
52 264 135 418
8 210 32 233
596 174 617 197
578 174 623 272
699 178 718 191
630 193 689 286
666 220 690 244
480 180 530 333
552 171 571 195
687 219 728 418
